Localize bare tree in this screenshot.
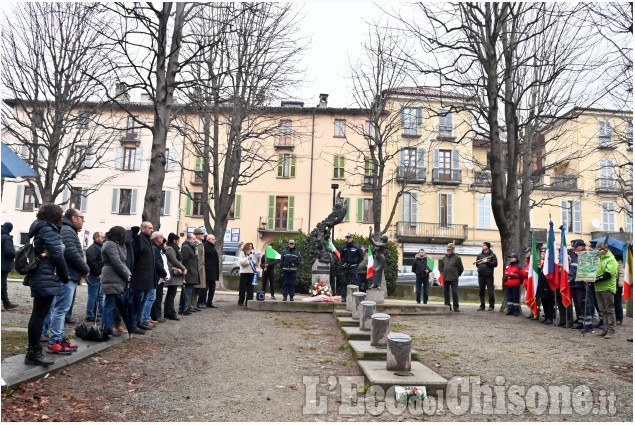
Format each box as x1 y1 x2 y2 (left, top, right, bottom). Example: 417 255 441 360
1 3 120 204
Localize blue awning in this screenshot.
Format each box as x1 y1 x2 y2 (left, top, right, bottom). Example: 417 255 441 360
223 242 240 254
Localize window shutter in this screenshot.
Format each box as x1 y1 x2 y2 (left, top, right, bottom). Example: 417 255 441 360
38 146 47 163
452 149 460 170
163 191 171 216
411 191 418 223
20 145 27 158
398 146 405 178
606 121 613 140
433 149 439 170
277 155 283 177
195 155 203 171
402 193 410 222
185 197 192 217
235 194 241 219
344 197 351 222
85 148 93 168
81 189 88 213
115 147 122 170
416 147 426 180
15 185 23 210
168 148 176 172
560 199 568 230
400 106 405 125
111 189 119 213
130 189 138 215
135 147 143 171
356 198 363 223
267 196 275 230
290 155 297 178
416 107 422 127
33 185 41 205
448 194 454 225
573 200 581 233
62 187 70 204
287 196 295 231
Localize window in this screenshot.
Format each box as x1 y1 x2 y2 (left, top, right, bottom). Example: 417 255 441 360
122 147 136 170
277 154 296 178
438 109 453 138
194 155 204 182
78 112 90 128
334 119 346 137
364 121 376 139
192 193 205 217
22 186 39 211
433 148 461 182
118 189 132 214
560 199 581 233
627 121 633 148
72 145 87 167
333 155 345 179
478 195 492 229
199 116 208 133
602 202 615 231
439 193 453 227
32 109 44 129
398 147 425 180
165 149 170 172
363 199 373 223
599 159 614 188
402 191 419 223
160 191 171 216
401 107 421 136
266 195 294 230
626 204 633 234
363 156 375 186
598 120 612 147
69 187 87 212
229 195 241 219
275 197 289 230
279 120 292 145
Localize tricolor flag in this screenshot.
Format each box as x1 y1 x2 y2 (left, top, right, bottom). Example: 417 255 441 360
328 239 341 261
366 246 374 279
428 257 443 287
265 245 281 260
525 233 539 318
624 242 632 301
559 225 571 308
543 221 558 290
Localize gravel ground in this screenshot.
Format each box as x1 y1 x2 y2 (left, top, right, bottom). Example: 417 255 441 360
1 279 633 422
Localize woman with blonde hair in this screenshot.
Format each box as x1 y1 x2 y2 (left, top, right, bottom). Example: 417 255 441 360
237 242 257 306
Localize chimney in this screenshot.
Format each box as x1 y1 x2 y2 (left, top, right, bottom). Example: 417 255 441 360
114 83 130 102
140 93 152 103
318 93 328 108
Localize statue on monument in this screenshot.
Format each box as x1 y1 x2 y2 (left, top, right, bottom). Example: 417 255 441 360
368 226 388 289
308 192 348 264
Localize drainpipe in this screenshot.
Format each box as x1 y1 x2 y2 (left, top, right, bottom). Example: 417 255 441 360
308 107 316 231
177 130 187 236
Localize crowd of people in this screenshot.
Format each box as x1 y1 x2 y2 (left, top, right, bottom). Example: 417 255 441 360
10 204 220 367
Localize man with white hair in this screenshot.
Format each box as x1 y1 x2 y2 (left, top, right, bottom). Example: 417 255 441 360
132 221 156 332
141 231 168 328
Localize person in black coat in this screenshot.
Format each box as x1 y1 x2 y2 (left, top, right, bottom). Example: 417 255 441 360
25 204 69 366
144 232 168 327
132 221 156 331
339 233 363 299
85 232 105 321
1 222 18 310
260 243 279 300
412 249 431 304
475 242 498 311
200 234 220 307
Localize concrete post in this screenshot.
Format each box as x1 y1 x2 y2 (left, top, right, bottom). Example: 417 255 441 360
366 288 385 304
386 332 412 371
351 292 366 320
345 285 358 311
370 313 390 347
359 300 376 330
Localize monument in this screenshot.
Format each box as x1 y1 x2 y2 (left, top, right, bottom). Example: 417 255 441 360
367 227 388 303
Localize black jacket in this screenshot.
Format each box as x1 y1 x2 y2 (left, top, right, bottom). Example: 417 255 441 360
28 220 69 297
411 255 430 278
340 241 363 269
260 251 279 272
1 225 15 272
61 217 90 283
281 247 301 271
131 232 156 290
181 241 199 285
153 243 168 284
203 240 220 282
476 250 498 277
86 241 104 277
439 253 464 282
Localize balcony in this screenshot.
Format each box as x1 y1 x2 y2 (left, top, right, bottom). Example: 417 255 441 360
595 178 620 194
397 166 426 183
591 231 631 244
432 168 461 185
191 171 204 185
258 216 303 236
274 137 294 150
120 131 140 144
396 221 468 244
550 174 579 191
473 170 492 187
437 126 455 141
362 175 375 191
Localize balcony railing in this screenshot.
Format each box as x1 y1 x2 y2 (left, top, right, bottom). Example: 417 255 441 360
591 231 631 244
595 178 619 193
473 170 492 187
550 174 578 190
362 175 375 191
432 168 462 184
397 166 426 182
258 216 303 233
396 221 468 243
121 131 139 143
438 126 454 139
275 137 294 149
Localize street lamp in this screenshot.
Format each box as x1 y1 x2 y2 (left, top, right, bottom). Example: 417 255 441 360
331 183 339 241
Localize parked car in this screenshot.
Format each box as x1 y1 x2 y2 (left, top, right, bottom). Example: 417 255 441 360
398 265 439 286
458 269 479 288
222 255 240 275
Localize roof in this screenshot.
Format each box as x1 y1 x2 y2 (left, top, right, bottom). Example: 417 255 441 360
538 106 633 134
384 86 471 100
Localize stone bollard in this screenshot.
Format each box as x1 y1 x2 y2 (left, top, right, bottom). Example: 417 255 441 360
345 285 358 311
370 313 390 347
359 300 377 330
365 288 385 304
351 292 366 320
386 332 412 371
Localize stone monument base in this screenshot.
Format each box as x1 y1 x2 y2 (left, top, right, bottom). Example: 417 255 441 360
365 288 385 304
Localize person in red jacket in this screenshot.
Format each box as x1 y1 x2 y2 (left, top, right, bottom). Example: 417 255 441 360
504 253 523 316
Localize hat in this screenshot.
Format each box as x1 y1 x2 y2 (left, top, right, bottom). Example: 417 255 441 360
447 242 455 250
193 228 204 235
483 242 491 249
540 247 546 253
571 239 586 247
289 239 296 244
508 253 519 259
2 222 13 233
345 233 353 238
523 247 531 253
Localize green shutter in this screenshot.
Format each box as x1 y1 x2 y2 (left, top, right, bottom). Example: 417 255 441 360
195 155 203 171
344 197 351 222
185 197 192 216
290 155 296 178
287 196 295 231
356 198 363 223
333 155 338 178
234 194 241 218
340 156 345 178
267 195 275 230
277 154 283 177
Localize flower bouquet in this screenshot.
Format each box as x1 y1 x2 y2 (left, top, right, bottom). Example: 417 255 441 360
396 386 427 405
310 281 332 297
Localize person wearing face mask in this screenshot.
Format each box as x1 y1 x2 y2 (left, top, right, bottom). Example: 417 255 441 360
238 242 257 305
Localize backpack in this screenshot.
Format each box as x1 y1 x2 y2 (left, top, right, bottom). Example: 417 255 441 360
15 243 38 275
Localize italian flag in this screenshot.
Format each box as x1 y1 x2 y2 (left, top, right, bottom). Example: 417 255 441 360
328 239 341 261
624 243 632 301
265 245 281 260
428 257 443 287
525 233 539 317
544 221 559 291
366 246 374 279
559 225 571 308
